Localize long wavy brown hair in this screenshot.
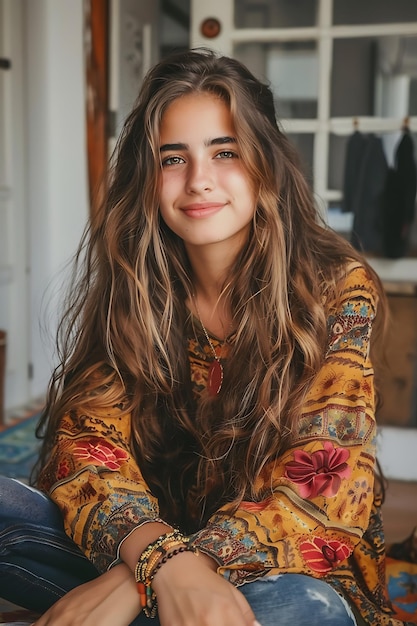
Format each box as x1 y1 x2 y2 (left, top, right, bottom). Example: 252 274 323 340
35 48 387 531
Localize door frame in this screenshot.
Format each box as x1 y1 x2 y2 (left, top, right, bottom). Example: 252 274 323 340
0 0 30 416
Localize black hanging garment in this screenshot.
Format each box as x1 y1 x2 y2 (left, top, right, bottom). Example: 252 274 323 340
382 129 417 259
343 132 388 255
342 130 368 214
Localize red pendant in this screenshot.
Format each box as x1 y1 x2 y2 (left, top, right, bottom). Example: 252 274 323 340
208 359 223 396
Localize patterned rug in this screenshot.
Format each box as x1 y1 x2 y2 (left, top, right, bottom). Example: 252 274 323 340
0 413 42 481
0 413 43 624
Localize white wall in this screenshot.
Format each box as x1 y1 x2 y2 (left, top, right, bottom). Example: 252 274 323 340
378 427 417 481
25 0 89 400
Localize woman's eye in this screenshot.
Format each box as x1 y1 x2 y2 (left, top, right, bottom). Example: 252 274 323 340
162 155 185 166
215 150 237 159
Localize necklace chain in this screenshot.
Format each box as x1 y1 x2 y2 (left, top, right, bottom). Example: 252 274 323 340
192 294 224 395
199 316 221 363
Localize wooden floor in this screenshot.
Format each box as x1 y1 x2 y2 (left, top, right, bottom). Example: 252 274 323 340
382 479 417 544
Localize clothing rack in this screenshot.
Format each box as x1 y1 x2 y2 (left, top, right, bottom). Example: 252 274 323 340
283 116 417 136
352 116 411 132
328 115 417 136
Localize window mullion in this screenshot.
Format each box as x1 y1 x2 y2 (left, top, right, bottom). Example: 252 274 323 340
314 0 332 215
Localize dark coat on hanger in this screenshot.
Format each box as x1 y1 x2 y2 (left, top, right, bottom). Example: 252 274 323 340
343 132 388 254
382 129 417 259
342 130 368 214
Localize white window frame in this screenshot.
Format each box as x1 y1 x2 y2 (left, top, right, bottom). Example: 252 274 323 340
192 0 417 233
191 0 417 480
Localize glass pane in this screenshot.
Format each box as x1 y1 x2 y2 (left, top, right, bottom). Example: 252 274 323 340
333 0 417 25
327 201 354 240
287 133 314 184
160 0 190 58
331 36 417 118
331 38 375 117
234 42 318 119
410 79 417 116
376 37 417 118
328 134 347 190
235 0 318 28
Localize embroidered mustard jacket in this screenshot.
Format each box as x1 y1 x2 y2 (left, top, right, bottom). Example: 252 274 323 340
38 265 409 626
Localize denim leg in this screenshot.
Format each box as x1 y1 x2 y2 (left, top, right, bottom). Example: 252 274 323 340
130 574 357 626
0 476 98 613
239 574 358 626
0 477 359 624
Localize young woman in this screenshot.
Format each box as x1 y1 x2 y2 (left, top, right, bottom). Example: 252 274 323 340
0 48 409 626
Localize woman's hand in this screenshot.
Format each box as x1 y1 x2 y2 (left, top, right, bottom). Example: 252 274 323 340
32 563 141 626
152 551 259 626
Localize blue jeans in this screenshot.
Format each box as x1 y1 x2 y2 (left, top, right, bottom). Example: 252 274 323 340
0 476 358 625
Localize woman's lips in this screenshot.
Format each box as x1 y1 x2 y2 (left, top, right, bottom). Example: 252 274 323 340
181 202 225 217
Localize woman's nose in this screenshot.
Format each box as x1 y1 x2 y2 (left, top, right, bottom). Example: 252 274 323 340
186 160 214 193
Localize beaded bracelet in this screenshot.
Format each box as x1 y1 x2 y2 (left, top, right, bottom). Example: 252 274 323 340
145 539 187 574
138 532 183 571
137 530 184 568
151 544 198 581
136 581 157 618
136 544 198 618
134 530 189 618
135 538 189 587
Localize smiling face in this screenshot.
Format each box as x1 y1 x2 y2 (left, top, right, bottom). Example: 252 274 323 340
158 92 257 259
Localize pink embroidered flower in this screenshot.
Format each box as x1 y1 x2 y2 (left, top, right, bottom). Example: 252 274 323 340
284 441 351 498
300 536 352 573
72 437 129 470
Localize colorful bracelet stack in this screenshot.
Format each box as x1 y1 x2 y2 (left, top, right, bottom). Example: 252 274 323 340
134 530 197 618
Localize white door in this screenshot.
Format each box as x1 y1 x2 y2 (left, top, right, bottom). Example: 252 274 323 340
190 0 417 481
0 0 30 416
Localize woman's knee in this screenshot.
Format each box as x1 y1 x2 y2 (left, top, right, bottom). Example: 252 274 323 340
0 476 62 526
239 574 357 626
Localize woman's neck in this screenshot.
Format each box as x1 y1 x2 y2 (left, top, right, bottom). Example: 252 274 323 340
185 242 239 339
187 261 234 340
190 290 232 340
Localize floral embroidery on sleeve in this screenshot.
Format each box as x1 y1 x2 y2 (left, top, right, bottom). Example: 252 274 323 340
72 437 129 471
39 412 160 572
284 441 352 498
299 536 352 573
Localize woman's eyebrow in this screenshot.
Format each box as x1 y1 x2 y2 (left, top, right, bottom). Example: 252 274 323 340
159 136 237 153
160 142 187 152
208 136 237 146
